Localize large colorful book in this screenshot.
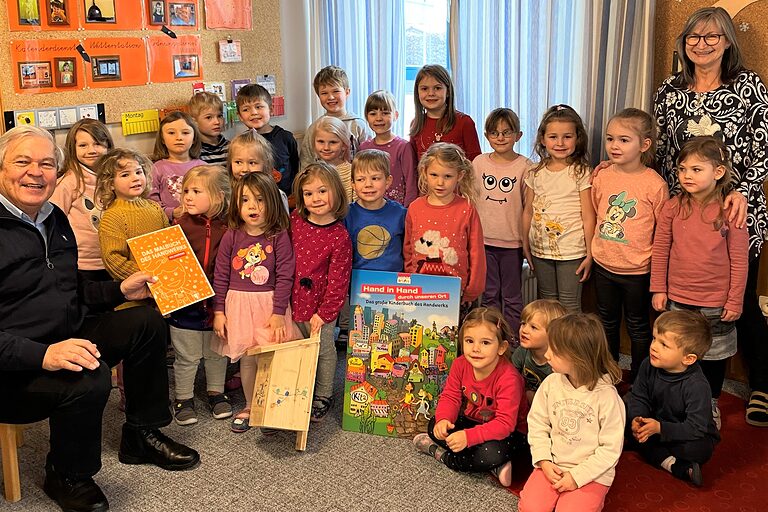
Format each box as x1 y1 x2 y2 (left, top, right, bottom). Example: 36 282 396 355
127 225 214 315
342 270 461 438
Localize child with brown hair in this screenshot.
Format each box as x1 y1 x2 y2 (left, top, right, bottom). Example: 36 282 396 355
520 313 625 512
627 310 720 487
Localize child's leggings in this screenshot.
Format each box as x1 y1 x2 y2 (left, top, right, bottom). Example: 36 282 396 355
519 468 609 512
531 256 584 313
426 416 526 472
296 321 337 399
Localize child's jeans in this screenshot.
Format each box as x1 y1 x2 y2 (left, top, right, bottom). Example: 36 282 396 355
170 326 227 400
519 468 609 512
531 256 585 313
295 320 337 399
630 434 717 467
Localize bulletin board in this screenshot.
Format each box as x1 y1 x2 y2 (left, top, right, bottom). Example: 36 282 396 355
0 0 283 125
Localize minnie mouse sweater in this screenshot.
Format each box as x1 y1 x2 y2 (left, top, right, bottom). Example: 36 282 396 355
404 195 486 302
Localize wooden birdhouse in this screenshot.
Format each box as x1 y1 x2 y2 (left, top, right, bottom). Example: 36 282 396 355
247 335 320 451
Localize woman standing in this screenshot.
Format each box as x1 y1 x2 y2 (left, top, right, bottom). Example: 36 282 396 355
654 6 768 427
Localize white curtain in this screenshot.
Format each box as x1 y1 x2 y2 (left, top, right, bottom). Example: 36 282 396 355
308 0 407 133
449 0 655 163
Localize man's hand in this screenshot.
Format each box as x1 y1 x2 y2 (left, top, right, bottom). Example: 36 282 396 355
120 272 157 301
42 338 101 372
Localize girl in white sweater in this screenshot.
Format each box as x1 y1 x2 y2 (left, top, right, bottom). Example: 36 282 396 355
519 313 625 512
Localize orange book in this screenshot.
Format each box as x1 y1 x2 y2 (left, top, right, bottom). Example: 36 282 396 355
127 225 214 316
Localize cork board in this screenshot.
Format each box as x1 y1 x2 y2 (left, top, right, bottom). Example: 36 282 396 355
0 0 283 124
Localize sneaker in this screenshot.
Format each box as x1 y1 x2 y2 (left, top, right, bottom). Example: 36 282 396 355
491 461 513 487
671 459 703 487
412 433 438 455
173 399 198 426
711 398 721 430
311 396 333 423
208 393 233 420
746 391 768 427
260 427 280 436
230 413 251 433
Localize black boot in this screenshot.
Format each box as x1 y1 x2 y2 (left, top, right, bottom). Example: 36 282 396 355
118 424 200 470
43 464 109 512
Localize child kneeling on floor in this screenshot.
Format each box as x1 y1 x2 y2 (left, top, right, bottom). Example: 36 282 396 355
413 307 528 487
626 310 720 487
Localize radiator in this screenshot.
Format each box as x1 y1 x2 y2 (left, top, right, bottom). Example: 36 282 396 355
522 262 537 305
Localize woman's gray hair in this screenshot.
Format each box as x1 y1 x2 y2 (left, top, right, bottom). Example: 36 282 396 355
0 125 63 172
674 7 744 87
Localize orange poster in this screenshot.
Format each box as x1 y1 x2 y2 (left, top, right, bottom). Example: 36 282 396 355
127 225 214 316
147 34 202 83
78 0 143 31
82 37 148 89
10 39 82 94
7 0 78 31
204 0 252 30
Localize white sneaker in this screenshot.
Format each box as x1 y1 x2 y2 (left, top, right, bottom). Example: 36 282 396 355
711 398 721 430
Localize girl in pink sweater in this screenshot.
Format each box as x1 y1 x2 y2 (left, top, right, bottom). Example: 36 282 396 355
651 136 748 428
404 143 486 306
413 307 527 487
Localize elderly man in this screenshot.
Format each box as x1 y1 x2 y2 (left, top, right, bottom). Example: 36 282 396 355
0 126 199 512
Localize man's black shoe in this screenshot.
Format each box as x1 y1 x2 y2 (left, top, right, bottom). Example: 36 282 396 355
118 424 200 470
43 465 109 512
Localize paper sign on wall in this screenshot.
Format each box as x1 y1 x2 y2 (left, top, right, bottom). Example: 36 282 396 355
121 109 160 136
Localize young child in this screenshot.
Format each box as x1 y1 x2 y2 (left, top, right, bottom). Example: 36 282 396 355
189 92 229 166
412 307 528 488
312 116 354 203
291 163 353 422
512 299 567 405
651 136 748 429
473 108 531 333
358 90 418 206
212 172 298 433
522 104 596 313
149 111 206 221
235 84 299 197
404 143 486 306
96 148 169 281
299 65 372 171
170 165 232 426
226 130 289 212
50 118 114 281
627 310 720 487
344 149 407 271
592 108 669 379
409 65 481 162
520 313 625 512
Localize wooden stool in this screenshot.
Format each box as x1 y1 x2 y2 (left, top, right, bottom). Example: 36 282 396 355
0 423 22 502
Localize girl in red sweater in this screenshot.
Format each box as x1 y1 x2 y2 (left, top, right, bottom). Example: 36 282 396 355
404 143 486 306
413 307 527 487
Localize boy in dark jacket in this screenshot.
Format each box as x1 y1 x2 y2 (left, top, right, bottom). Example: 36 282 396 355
627 310 720 487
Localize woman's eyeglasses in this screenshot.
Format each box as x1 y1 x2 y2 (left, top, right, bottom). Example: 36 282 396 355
685 33 725 46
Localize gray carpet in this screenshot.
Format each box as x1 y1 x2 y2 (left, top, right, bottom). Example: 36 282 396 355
4 351 519 511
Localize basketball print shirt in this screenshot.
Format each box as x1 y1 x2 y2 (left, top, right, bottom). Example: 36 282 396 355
344 200 406 271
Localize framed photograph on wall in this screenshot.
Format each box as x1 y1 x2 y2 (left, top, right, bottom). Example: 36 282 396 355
54 58 77 87
173 54 199 78
19 62 52 89
84 0 116 23
169 2 195 26
91 55 121 81
18 0 42 25
46 0 70 25
149 0 165 25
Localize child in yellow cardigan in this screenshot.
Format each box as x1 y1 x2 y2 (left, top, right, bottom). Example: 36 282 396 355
96 148 169 281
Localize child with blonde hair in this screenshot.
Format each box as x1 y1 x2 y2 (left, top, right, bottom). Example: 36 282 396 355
97 148 169 281
189 92 229 166
522 105 596 313
651 136 748 429
149 111 205 220
170 165 232 425
291 163 353 422
312 116 354 203
404 143 485 306
50 118 114 280
413 307 528 487
512 299 568 404
226 130 288 211
212 172 298 433
520 313 625 512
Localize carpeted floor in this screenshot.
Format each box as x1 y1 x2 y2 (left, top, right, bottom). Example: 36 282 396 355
3 353 517 512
